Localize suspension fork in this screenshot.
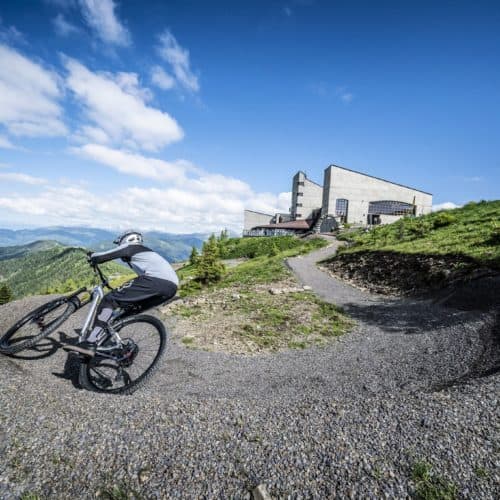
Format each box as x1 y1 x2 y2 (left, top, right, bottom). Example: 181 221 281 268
79 285 104 342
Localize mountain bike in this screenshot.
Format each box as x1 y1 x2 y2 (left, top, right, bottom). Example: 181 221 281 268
0 257 172 394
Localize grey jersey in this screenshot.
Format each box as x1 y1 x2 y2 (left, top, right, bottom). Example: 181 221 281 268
91 243 179 286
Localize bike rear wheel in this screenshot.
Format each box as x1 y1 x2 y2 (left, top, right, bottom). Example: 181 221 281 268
0 298 77 354
79 314 168 395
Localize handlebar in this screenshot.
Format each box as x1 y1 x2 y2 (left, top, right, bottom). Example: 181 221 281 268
84 249 114 291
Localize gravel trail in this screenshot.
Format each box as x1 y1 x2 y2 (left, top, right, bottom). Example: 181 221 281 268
0 241 498 498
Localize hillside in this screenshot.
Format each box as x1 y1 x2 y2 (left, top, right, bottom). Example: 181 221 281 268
0 246 132 299
0 240 63 261
324 200 500 295
0 226 208 262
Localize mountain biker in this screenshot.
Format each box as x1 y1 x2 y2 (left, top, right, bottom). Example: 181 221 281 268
79 230 178 352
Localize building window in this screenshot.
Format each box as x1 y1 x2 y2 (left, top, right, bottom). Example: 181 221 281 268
296 213 302 218
368 200 415 216
297 192 303 196
296 202 303 207
335 199 349 223
297 181 305 186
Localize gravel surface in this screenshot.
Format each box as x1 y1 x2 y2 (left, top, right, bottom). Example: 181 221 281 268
0 241 498 498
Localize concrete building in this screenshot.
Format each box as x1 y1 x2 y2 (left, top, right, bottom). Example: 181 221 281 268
244 164 432 235
290 171 323 220
321 165 432 229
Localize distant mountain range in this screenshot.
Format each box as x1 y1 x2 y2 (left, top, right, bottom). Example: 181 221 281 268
0 243 131 299
0 227 209 262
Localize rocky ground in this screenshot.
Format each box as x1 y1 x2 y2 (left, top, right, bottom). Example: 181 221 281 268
0 242 499 498
322 249 498 297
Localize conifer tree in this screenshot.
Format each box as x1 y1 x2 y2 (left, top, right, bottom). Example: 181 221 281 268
195 234 225 284
0 282 13 305
189 246 200 266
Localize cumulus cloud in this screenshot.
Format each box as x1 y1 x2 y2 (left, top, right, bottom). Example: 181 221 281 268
0 144 290 232
72 143 188 182
0 181 290 233
432 202 461 212
151 65 175 90
79 0 130 46
0 172 47 185
0 44 67 138
157 30 199 92
64 57 183 151
53 13 80 36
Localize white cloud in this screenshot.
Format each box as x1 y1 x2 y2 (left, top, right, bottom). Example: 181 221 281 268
0 181 290 233
151 65 175 90
432 202 461 212
72 143 188 182
0 135 16 149
0 145 290 232
284 7 292 16
0 44 67 138
157 30 199 92
112 72 153 102
64 57 183 151
53 13 80 36
0 172 47 185
79 0 130 46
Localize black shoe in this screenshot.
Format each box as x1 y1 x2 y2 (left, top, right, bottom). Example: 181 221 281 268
63 340 96 356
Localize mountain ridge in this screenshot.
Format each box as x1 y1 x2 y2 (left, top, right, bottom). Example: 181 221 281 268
0 226 209 262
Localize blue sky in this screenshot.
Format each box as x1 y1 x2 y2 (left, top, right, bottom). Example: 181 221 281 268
0 0 498 232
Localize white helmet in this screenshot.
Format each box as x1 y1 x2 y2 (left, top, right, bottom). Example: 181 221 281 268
114 229 143 245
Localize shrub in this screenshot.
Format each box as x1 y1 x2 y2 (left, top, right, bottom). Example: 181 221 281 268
432 212 457 229
0 282 13 305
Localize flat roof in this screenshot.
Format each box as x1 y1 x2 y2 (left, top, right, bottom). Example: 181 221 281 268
244 209 274 217
253 219 312 230
328 164 433 196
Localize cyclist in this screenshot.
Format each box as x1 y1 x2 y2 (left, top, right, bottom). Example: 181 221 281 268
79 230 178 352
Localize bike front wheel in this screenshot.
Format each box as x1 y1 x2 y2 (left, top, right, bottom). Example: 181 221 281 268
79 314 168 395
0 298 77 354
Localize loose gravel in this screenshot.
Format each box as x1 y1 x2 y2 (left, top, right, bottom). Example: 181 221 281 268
0 241 498 498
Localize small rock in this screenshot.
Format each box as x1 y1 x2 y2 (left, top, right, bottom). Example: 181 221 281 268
303 285 312 291
252 484 272 500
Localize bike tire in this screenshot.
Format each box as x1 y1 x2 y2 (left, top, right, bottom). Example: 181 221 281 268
0 298 77 354
79 314 168 395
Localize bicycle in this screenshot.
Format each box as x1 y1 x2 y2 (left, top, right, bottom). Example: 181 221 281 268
0 256 173 394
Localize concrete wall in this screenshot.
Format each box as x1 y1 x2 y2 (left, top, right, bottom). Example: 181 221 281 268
322 166 433 225
291 171 323 220
244 210 273 231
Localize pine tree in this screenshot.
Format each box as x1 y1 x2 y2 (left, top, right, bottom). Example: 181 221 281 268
0 282 13 305
195 234 225 284
189 246 200 266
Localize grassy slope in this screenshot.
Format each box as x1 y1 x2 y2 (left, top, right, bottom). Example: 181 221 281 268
0 246 133 299
178 236 328 294
336 200 500 269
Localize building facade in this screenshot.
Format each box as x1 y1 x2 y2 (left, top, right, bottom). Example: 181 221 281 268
290 171 323 220
244 164 433 235
321 165 433 228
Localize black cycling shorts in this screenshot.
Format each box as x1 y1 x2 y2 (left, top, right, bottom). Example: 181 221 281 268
104 275 177 311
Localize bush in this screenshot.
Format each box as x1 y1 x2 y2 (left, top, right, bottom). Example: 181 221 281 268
432 212 457 229
0 282 12 305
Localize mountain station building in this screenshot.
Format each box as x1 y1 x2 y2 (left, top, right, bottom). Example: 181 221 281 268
243 164 432 236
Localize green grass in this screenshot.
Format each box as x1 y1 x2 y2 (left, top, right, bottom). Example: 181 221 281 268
336 200 500 269
178 236 327 297
235 290 353 350
411 461 457 500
